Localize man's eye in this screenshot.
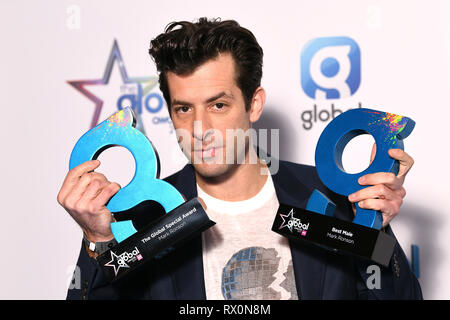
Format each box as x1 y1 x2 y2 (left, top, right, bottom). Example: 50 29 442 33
214 103 225 109
177 106 190 113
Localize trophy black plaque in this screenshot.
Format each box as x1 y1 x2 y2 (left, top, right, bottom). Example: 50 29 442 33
96 197 213 281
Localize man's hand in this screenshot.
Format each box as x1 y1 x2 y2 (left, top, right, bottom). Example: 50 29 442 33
57 160 121 242
348 145 414 228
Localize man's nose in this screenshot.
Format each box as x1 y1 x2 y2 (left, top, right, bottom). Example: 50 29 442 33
192 108 213 141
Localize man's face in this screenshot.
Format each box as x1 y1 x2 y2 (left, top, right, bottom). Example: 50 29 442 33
167 53 260 179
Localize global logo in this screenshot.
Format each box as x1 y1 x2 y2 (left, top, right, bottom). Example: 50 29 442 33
104 247 142 276
67 40 169 132
279 209 309 236
301 36 361 100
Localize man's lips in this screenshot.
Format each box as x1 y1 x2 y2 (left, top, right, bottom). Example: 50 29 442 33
194 146 217 152
193 146 221 158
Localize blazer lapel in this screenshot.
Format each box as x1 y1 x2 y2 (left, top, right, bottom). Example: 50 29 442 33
271 161 328 300
166 164 206 299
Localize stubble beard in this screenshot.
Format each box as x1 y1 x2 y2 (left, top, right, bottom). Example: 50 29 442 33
190 136 250 181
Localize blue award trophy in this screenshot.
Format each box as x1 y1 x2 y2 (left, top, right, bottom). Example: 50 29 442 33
272 108 415 266
69 107 215 281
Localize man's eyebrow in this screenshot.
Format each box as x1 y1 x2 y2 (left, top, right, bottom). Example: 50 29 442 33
171 92 234 107
205 91 234 104
171 99 193 107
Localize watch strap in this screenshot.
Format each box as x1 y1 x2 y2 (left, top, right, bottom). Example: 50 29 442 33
83 235 117 255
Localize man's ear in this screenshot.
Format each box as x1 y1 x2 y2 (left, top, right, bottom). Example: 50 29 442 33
249 86 266 123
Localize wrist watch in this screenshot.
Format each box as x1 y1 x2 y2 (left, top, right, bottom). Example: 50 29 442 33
83 235 117 255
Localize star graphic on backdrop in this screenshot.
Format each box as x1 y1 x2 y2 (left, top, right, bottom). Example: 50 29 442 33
104 250 129 276
279 209 295 232
67 40 158 131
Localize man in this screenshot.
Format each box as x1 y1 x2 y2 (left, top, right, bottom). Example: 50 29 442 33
59 18 422 299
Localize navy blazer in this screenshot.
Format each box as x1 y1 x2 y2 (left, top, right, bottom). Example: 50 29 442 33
67 160 422 300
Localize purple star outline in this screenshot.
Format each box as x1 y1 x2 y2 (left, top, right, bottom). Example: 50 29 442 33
67 40 158 129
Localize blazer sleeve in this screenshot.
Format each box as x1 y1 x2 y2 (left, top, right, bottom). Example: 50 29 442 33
354 224 423 300
66 240 121 300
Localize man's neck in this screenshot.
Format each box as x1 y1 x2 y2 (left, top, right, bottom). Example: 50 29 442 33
195 149 268 202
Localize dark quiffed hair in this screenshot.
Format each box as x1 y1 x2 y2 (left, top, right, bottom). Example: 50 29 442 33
148 17 263 111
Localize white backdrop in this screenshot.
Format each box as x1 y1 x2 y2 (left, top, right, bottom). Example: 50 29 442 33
1 0 449 299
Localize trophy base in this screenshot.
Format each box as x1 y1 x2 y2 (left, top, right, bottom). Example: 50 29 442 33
272 204 396 267
97 198 215 282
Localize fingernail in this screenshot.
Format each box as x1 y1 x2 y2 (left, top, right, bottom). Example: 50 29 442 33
349 194 355 201
358 176 365 184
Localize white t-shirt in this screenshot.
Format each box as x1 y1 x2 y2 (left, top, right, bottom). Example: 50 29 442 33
197 173 298 300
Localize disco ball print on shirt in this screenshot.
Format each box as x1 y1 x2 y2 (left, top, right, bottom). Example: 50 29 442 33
281 260 298 299
221 247 298 300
